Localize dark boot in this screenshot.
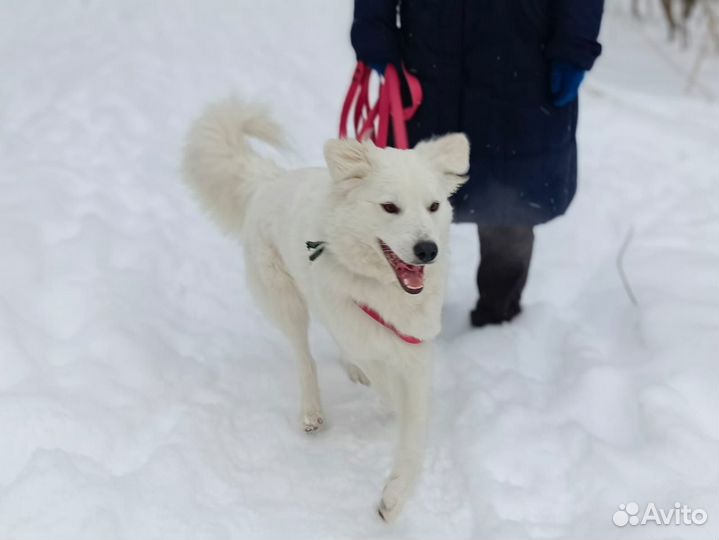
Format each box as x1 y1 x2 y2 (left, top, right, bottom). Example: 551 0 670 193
470 226 534 327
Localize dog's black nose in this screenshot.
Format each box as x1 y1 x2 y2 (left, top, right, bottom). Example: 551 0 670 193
413 241 438 264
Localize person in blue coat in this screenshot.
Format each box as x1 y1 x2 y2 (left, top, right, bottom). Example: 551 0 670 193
351 0 604 326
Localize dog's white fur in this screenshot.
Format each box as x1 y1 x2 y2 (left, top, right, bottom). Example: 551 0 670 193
183 98 469 521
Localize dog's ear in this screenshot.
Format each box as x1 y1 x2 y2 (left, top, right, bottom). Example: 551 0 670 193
324 139 372 184
415 133 470 195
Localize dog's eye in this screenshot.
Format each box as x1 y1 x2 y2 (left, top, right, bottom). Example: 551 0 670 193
428 201 440 212
381 203 400 214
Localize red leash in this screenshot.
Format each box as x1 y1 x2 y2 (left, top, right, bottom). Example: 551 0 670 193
357 303 423 345
340 64 424 345
339 62 422 150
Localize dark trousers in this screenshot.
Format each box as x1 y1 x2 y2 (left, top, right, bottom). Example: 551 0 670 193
471 226 534 326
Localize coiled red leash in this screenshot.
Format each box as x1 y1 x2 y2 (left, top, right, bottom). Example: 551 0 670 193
336 64 425 345
339 62 422 150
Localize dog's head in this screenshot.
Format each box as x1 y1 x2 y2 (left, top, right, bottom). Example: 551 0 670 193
323 134 469 295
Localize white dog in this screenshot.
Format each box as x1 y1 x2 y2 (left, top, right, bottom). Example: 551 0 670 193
183 98 469 521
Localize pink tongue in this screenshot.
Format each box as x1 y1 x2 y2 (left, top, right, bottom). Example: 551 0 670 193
399 266 424 290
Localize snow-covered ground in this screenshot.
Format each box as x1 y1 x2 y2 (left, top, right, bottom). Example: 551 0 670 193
1 1 717 539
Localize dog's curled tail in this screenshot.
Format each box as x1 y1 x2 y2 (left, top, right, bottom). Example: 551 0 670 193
183 97 284 236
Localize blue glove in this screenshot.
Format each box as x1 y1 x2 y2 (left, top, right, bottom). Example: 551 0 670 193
550 61 586 107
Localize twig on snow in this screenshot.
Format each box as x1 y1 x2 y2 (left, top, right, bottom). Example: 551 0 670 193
617 225 639 307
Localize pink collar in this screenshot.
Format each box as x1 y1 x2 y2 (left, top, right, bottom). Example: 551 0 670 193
356 302 423 345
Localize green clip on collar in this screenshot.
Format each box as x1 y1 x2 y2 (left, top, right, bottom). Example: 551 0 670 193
306 241 326 262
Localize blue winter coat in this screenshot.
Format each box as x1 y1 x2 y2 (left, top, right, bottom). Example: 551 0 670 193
351 0 603 226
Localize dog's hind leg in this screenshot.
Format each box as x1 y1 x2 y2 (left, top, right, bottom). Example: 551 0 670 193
286 319 325 433
245 247 324 433
377 352 430 522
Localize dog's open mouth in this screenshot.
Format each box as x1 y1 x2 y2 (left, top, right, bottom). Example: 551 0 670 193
379 240 424 295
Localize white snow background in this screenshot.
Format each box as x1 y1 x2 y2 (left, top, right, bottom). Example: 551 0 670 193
0 1 717 539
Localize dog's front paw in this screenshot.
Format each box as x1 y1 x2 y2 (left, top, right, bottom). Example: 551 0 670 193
347 364 370 386
377 475 409 523
302 410 325 434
